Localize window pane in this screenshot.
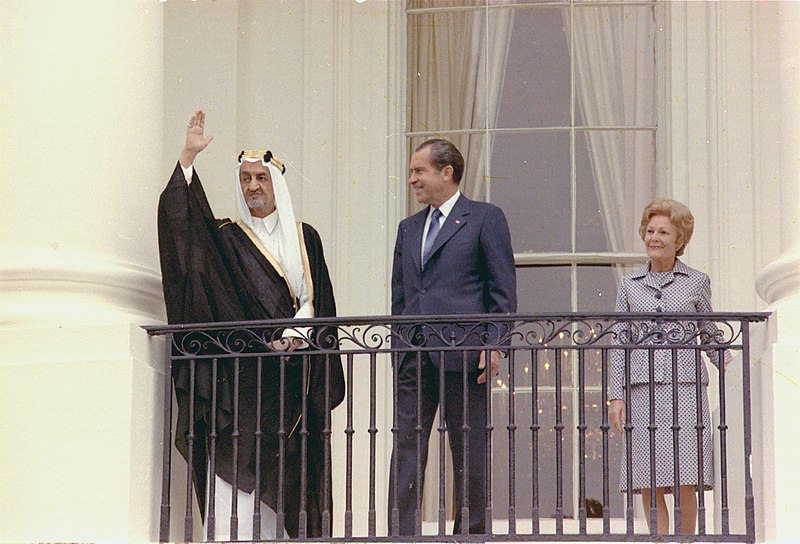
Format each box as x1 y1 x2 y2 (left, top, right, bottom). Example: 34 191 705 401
490 132 571 253
575 130 656 252
574 133 607 252
516 266 570 314
407 10 487 131
576 264 629 312
492 7 570 128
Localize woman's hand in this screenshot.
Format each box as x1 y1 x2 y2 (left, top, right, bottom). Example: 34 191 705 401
609 399 626 434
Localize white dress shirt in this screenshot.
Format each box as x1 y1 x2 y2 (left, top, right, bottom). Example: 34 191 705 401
421 190 461 262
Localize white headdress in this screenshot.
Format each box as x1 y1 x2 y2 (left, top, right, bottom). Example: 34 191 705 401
235 151 304 300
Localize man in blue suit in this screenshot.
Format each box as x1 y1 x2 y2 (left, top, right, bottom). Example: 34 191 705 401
389 139 517 535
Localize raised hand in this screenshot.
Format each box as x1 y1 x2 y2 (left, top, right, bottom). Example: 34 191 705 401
179 109 214 168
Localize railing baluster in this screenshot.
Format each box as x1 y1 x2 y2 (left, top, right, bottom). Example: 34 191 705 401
623 347 634 536
531 348 540 535
299 354 309 539
695 349 707 535
741 321 756 541
460 349 470 536
230 357 240 541
323 352 332 538
345 352 354 538
208 358 218 541
369 351 378 537
647 349 657 536
554 347 564 535
252 356 262 541
718 346 731 534
159 334 173 543
577 348 586 535
437 350 446 537
276 354 286 537
507 348 517 535
389 350 399 537
414 351 423 536
484 346 494 537
671 348 682 536
601 348 610 536
184 358 195 542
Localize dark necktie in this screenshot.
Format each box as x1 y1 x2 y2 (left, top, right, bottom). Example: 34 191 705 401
422 208 443 266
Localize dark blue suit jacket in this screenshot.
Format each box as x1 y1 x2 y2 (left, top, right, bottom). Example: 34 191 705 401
391 194 517 371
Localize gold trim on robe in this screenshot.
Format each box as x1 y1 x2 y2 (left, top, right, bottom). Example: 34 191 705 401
236 220 299 314
297 222 315 317
236 219 316 441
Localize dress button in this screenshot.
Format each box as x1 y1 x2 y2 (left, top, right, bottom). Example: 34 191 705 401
656 306 663 312
655 291 662 299
421 288 426 294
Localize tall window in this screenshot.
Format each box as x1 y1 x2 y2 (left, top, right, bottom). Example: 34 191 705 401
406 0 659 523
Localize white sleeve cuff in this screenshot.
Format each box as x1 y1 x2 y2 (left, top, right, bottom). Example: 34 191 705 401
281 301 313 348
181 164 194 185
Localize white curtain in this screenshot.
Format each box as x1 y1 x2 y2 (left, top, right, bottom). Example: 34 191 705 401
568 5 658 254
407 4 515 211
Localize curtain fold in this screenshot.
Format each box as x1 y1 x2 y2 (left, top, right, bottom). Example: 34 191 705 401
568 5 658 255
407 4 515 211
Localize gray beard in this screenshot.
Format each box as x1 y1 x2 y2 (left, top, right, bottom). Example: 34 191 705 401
247 198 266 209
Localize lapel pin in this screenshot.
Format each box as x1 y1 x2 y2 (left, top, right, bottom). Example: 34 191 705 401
455 219 461 225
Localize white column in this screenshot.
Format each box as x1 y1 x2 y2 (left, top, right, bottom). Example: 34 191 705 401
753 2 800 542
755 2 800 306
0 2 167 541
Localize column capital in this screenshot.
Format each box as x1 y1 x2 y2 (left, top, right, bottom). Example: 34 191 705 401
755 243 800 306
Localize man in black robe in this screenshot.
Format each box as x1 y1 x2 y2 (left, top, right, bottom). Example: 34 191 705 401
158 109 344 539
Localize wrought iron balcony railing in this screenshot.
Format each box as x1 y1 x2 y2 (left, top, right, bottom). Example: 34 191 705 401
145 312 768 543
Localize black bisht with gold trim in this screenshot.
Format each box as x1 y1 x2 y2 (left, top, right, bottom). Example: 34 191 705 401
157 162 345 537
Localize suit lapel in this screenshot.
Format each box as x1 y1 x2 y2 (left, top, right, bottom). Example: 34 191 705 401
409 208 427 273
425 195 470 264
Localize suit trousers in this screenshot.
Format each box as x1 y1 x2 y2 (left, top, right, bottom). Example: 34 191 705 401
388 352 488 535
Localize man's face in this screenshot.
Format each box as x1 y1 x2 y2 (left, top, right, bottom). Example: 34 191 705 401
239 160 275 218
407 147 456 207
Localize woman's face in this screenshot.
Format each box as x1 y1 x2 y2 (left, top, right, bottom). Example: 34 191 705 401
644 215 680 264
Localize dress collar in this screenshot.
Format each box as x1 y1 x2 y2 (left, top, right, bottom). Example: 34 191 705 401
252 209 279 234
631 257 690 279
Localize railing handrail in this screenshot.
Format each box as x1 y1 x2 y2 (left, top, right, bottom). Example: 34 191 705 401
143 311 771 336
